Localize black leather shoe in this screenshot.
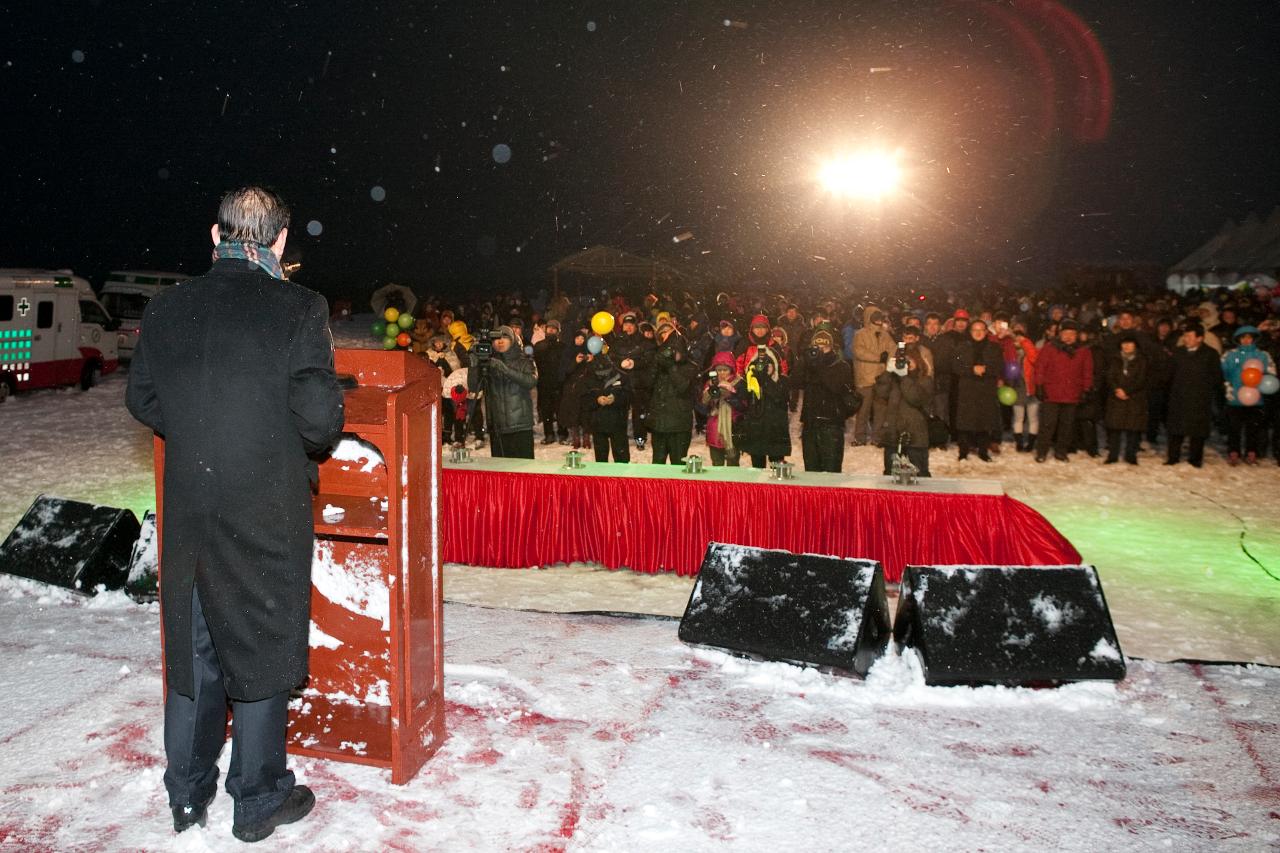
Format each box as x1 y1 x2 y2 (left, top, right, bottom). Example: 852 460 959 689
172 793 214 833
232 785 316 843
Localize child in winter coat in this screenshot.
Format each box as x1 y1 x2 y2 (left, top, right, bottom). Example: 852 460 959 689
1222 326 1278 464
700 351 746 466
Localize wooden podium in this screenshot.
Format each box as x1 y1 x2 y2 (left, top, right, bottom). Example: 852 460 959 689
153 349 444 784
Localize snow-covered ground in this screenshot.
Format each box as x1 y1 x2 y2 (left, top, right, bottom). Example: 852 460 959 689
2 325 1280 850
2 577 1279 851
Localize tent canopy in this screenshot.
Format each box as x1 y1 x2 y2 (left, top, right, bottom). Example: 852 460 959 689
550 245 698 285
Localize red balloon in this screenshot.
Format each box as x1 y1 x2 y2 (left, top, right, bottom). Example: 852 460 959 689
1241 367 1263 387
396 332 411 347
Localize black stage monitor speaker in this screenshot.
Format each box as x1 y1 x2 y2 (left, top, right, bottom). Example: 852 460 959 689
0 496 141 594
679 542 892 676
894 564 1126 686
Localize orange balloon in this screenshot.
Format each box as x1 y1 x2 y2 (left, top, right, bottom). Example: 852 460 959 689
1241 367 1263 387
396 332 411 347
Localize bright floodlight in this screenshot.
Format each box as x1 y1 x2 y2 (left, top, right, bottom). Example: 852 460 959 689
819 151 901 200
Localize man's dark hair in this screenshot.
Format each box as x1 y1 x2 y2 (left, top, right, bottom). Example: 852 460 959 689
217 186 290 245
1183 322 1205 338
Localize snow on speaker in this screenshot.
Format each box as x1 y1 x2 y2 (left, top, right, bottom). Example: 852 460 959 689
678 542 892 676
894 564 1126 686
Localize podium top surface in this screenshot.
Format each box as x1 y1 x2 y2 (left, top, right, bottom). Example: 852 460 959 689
441 456 1005 496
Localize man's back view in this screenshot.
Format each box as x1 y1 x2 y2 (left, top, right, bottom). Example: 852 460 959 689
126 186 344 842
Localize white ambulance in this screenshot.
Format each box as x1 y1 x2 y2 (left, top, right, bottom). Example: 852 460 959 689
0 269 121 403
99 270 189 360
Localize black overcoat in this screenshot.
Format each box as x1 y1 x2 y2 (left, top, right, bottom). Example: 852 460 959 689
1103 353 1149 432
951 337 1004 433
126 258 345 701
1165 346 1223 438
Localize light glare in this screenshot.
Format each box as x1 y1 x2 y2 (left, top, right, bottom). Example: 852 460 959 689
819 151 901 199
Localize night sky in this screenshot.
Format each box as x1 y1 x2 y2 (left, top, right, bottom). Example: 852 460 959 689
4 0 1278 300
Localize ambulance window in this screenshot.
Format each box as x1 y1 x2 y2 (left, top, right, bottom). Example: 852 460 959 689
0 296 11 322
80 300 109 326
37 301 54 329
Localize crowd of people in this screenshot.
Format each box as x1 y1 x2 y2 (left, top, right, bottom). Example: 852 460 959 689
382 281 1280 474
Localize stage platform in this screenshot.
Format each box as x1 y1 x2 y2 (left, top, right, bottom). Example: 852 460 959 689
441 459 1079 583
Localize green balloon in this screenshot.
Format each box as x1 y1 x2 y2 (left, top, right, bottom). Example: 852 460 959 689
371 320 387 337
382 336 398 350
396 313 415 330
997 385 1017 406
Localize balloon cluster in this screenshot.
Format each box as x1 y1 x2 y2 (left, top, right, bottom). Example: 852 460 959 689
1237 358 1278 406
371 308 415 350
587 311 613 356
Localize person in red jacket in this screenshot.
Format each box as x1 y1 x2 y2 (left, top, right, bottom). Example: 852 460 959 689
1033 320 1094 462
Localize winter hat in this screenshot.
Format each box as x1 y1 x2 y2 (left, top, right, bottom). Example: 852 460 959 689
1233 325 1260 341
710 350 737 372
719 319 736 332
656 311 672 326
810 329 836 349
770 326 789 347
1060 319 1080 332
953 309 971 320
447 320 468 339
545 319 562 333
656 320 677 341
495 325 518 344
620 312 638 325
750 313 770 330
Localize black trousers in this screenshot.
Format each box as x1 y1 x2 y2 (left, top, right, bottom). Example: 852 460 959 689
1167 434 1206 466
537 387 564 440
748 453 786 469
882 446 930 476
1036 402 1078 457
650 430 692 464
1106 429 1141 463
1224 406 1264 455
490 429 535 459
801 421 845 472
164 586 293 827
592 430 630 463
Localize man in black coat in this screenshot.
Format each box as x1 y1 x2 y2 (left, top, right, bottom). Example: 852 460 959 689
532 319 566 444
796 328 855 472
1165 323 1223 467
126 187 344 841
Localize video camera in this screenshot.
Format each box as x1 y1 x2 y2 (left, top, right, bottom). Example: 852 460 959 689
471 329 504 365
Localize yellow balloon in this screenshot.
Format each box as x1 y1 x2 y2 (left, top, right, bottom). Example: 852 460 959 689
384 307 400 323
591 311 615 336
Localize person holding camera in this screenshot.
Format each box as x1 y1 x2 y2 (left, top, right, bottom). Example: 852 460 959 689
467 325 538 458
796 327 856 472
701 350 746 466
738 347 792 468
875 343 934 476
645 323 699 464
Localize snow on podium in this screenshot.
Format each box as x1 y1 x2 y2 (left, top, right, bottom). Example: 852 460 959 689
151 348 446 784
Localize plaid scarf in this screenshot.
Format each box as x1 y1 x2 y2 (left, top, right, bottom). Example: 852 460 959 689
212 240 284 279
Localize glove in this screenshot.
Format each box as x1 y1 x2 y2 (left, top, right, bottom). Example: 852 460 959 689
879 351 889 364
887 360 909 377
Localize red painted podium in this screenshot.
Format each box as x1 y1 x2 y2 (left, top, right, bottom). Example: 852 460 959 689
154 349 445 784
